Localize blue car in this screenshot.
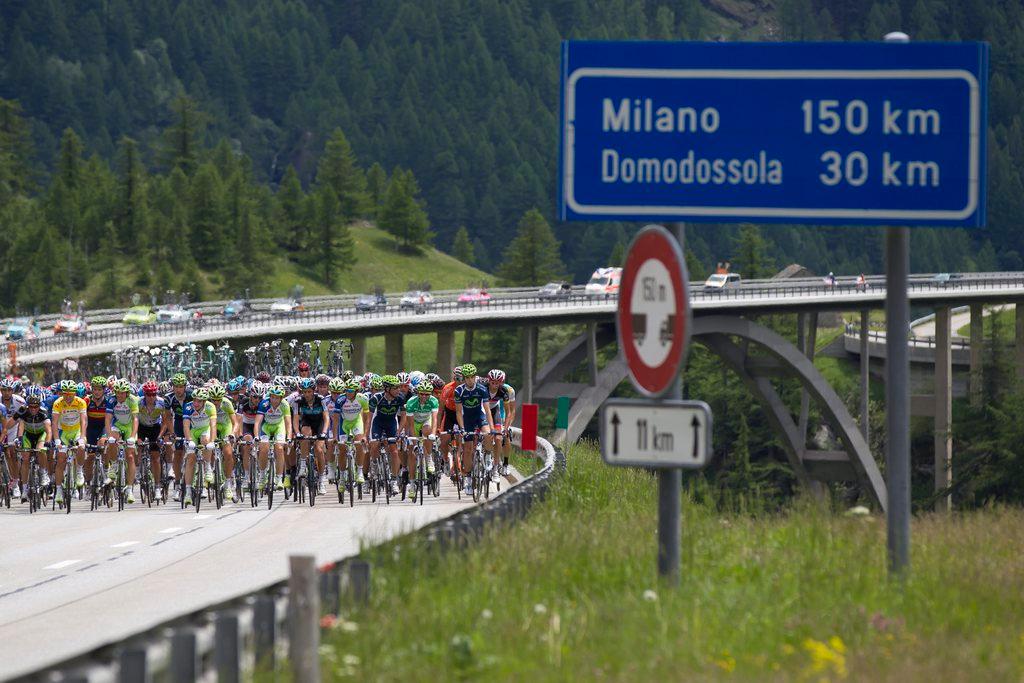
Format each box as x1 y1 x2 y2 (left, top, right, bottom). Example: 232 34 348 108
222 299 252 319
5 317 39 341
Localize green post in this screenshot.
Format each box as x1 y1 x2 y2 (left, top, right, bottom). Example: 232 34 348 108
555 396 570 430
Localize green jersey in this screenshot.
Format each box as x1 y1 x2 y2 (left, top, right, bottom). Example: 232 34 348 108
405 395 439 425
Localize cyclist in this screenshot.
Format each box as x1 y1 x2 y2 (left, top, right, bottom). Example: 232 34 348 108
2 379 26 479
137 381 166 501
404 380 439 502
486 369 517 476
368 375 405 493
454 363 494 496
104 378 139 504
439 366 463 470
161 374 192 499
254 385 291 490
208 384 239 503
181 387 217 507
330 378 369 486
292 378 329 495
50 380 88 506
238 383 262 474
13 391 50 503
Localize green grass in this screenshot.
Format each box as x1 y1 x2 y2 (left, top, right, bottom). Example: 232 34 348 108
319 444 1024 681
82 223 489 309
363 331 467 372
956 306 1016 339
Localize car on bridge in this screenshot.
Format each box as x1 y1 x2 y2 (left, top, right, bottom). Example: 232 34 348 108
123 306 157 326
156 304 197 324
5 317 38 341
400 290 434 310
355 292 388 312
703 272 742 291
222 299 252 319
538 281 573 301
53 313 87 334
270 298 304 315
932 272 962 287
458 288 492 306
584 267 621 298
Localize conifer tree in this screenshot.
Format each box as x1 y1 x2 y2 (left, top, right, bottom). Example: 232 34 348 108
161 94 206 175
316 128 368 222
378 168 432 250
452 225 475 264
497 209 566 286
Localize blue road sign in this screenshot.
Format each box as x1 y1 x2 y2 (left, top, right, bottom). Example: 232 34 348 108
558 41 988 226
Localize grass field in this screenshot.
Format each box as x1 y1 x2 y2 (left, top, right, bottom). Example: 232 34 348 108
319 444 1024 682
83 224 488 308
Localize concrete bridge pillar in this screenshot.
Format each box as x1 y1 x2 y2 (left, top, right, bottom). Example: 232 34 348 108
934 306 952 511
385 333 404 373
521 326 538 404
462 329 474 363
436 330 456 376
859 310 870 443
350 336 367 374
797 312 826 500
1016 301 1024 381
586 323 599 387
970 303 983 407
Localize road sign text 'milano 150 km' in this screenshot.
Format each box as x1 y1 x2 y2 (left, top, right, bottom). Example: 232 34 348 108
559 41 988 226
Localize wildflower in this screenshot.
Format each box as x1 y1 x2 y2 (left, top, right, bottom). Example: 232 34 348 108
320 614 339 629
802 636 848 679
343 654 360 666
339 619 359 633
481 608 493 620
643 589 658 602
715 651 736 673
846 505 870 516
534 603 547 615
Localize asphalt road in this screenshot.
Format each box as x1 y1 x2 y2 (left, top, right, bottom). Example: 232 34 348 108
0 478 476 680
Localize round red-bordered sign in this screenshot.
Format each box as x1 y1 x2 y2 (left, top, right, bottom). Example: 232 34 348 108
616 225 691 397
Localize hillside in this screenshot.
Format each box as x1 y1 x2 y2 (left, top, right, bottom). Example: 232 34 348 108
80 223 489 308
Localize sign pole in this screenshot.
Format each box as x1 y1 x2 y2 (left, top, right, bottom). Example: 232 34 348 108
657 222 685 585
884 31 911 576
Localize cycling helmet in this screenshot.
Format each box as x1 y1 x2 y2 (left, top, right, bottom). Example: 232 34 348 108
171 373 187 386
346 379 361 392
268 385 285 397
193 387 210 401
410 370 425 384
341 370 354 381
207 378 223 388
396 372 411 385
247 383 263 398
416 382 432 394
381 375 398 389
107 375 118 388
208 385 226 400
452 366 464 381
76 383 87 398
142 381 159 396
91 375 107 387
159 381 171 394
299 378 315 391
425 372 440 384
59 379 77 393
235 375 246 385
113 379 131 393
487 369 506 383
256 371 271 383
316 373 330 384
297 361 310 371
226 379 240 392
370 376 384 391
362 372 374 384
26 392 42 405
328 378 346 392
431 376 445 391
461 363 478 377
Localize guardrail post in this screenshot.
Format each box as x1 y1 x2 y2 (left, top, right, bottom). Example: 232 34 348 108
969 303 983 408
462 328 474 362
859 309 870 442
253 594 277 673
287 555 319 683
320 565 341 616
118 644 149 683
215 611 241 683
169 628 198 683
343 559 371 607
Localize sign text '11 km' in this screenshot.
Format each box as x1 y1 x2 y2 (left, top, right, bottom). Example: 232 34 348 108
558 41 988 226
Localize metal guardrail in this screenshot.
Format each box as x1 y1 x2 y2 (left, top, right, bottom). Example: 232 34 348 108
11 432 564 682
12 273 1024 364
844 326 973 350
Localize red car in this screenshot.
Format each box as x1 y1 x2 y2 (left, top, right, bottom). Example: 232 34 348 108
457 288 492 306
53 314 88 334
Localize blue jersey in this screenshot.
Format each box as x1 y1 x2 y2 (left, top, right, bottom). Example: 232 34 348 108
454 383 490 421
488 383 516 421
369 392 405 424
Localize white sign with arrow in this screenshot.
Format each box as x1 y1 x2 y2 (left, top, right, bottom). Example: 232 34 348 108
599 398 712 469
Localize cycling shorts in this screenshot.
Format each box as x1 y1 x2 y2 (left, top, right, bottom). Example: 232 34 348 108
110 423 133 438
189 425 213 443
86 423 105 447
138 424 161 449
242 422 256 437
442 408 457 431
173 418 185 438
21 431 47 449
216 421 233 440
370 419 398 441
261 423 287 444
57 429 84 447
462 412 488 434
340 418 364 437
411 421 432 436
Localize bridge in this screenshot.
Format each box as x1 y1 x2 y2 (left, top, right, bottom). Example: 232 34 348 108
11 272 1024 513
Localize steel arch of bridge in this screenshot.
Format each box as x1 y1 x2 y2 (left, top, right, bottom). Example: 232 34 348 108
540 316 886 510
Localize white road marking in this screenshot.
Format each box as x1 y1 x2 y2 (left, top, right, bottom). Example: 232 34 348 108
158 527 183 534
193 515 210 520
110 541 139 548
44 560 81 570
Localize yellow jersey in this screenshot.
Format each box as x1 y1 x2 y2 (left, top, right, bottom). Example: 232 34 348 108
51 396 88 432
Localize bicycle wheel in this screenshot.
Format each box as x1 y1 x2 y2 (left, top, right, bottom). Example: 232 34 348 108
213 458 223 510
194 463 203 513
64 465 74 514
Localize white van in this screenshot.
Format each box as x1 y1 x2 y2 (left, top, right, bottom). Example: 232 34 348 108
703 272 741 291
585 267 622 297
